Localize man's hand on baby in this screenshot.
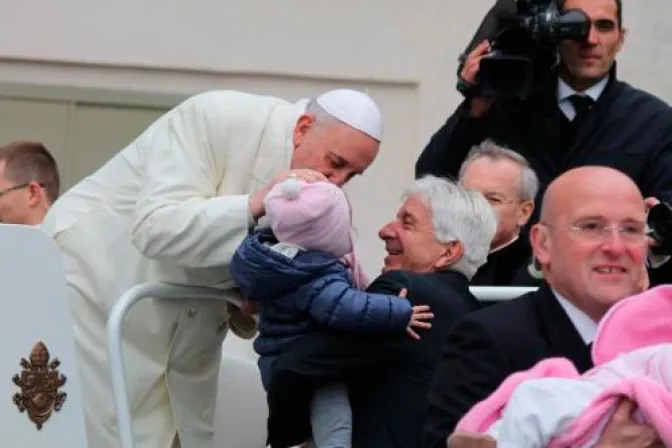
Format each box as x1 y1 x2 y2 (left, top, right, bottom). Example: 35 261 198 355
446 431 496 448
249 169 328 219
595 398 664 448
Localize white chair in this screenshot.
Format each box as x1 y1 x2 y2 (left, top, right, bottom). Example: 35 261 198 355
0 224 87 446
470 286 537 301
108 283 269 448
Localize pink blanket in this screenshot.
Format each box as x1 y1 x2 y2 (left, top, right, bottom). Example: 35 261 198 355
455 285 672 446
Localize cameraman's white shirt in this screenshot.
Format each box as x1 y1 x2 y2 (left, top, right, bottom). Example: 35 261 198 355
557 76 608 121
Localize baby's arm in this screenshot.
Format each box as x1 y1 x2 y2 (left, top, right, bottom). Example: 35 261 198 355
488 378 601 448
306 275 418 332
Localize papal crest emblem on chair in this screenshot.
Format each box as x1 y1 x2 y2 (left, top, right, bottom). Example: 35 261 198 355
12 340 68 429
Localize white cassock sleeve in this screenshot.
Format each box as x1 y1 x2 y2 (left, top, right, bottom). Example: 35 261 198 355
130 94 254 269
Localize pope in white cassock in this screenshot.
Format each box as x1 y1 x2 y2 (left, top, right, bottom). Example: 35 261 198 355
41 88 384 448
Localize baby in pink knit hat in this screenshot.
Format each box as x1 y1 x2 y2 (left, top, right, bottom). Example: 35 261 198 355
230 178 433 448
264 176 368 288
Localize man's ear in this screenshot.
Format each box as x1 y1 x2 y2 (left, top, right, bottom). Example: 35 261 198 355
292 114 315 149
26 181 43 208
615 26 627 54
530 223 551 266
517 200 535 228
434 241 465 271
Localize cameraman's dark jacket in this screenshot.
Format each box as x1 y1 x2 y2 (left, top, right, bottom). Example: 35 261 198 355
416 73 672 219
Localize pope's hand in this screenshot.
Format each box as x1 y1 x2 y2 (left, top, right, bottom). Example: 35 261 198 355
248 169 328 220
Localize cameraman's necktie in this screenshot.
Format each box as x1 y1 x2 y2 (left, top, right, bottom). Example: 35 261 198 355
565 94 595 152
568 94 595 124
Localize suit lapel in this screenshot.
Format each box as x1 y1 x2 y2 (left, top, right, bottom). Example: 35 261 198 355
534 284 593 372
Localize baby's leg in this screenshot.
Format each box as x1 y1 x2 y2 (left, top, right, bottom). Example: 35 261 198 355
307 382 352 448
447 431 497 448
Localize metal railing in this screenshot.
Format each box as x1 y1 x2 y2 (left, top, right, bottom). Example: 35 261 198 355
107 283 537 448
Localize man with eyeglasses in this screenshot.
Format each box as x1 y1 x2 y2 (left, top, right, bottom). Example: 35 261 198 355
0 141 60 226
458 140 540 286
424 166 662 448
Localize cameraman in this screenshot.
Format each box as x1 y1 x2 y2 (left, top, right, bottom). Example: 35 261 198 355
416 0 672 276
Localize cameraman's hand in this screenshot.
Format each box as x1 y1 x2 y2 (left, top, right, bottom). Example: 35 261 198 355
460 40 495 118
644 196 660 213
644 196 662 251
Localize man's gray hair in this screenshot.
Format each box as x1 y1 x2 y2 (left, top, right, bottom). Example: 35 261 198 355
403 175 498 279
305 99 339 128
458 139 539 201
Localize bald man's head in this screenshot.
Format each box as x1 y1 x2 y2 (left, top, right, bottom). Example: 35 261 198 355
539 166 644 225
531 165 648 322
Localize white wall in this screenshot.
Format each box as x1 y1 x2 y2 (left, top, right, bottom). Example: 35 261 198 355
1 0 671 276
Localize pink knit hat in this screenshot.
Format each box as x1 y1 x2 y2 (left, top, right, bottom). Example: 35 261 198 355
592 284 672 365
264 178 354 259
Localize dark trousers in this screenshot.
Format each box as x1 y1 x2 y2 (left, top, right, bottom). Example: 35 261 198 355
266 331 400 447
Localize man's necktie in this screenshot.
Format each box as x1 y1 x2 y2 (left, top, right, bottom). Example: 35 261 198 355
565 94 595 146
568 94 595 123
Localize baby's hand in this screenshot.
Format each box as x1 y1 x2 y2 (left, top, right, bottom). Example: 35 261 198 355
406 304 433 340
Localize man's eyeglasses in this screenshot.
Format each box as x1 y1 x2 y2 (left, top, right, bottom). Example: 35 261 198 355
569 221 648 242
0 182 44 198
484 194 522 206
0 183 31 198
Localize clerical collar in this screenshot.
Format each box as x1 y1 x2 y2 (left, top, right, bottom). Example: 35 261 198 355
557 76 608 103
552 289 598 344
489 234 519 255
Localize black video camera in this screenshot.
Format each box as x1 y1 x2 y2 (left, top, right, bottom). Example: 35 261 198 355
647 202 672 256
458 0 591 100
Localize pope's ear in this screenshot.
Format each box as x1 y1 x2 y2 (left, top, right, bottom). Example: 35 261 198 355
293 114 315 148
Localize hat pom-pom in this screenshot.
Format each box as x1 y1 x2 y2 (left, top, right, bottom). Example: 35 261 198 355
280 177 301 200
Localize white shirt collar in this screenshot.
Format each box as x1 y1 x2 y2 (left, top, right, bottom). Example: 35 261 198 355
489 234 519 255
557 76 608 120
557 76 608 102
552 289 598 344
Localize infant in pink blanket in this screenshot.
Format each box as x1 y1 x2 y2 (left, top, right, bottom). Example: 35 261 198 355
449 284 672 448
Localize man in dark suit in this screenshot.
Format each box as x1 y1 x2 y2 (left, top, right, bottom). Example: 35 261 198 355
425 166 661 448
264 175 498 448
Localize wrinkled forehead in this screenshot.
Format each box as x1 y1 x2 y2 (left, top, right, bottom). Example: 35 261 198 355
461 158 523 195
561 192 645 224
329 126 379 168
397 194 433 222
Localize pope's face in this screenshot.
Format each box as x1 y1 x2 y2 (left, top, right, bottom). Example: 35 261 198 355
291 115 379 187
